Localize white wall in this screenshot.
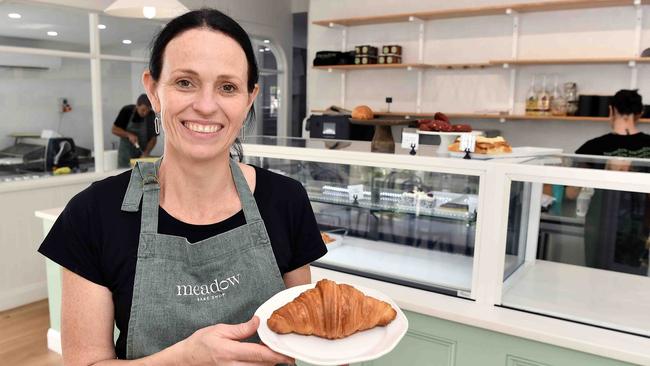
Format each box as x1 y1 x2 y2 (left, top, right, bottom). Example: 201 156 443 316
308 0 650 152
0 57 149 155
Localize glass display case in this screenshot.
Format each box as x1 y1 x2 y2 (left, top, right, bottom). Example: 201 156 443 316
501 154 650 338
243 137 487 297
241 137 650 362
235 137 650 363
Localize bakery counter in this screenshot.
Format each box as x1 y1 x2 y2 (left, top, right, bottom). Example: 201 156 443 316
243 137 650 365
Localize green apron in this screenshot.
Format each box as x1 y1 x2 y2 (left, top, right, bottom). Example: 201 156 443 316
117 107 149 168
121 159 286 359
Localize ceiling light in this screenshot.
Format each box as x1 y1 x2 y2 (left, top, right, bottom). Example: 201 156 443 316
105 0 188 19
122 39 132 45
97 24 107 29
47 31 58 36
263 39 270 44
142 6 156 19
8 13 21 19
264 47 270 52
259 49 265 53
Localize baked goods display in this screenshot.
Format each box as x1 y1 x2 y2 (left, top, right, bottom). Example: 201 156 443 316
351 105 374 120
320 232 335 244
448 136 512 154
267 279 397 339
417 112 472 133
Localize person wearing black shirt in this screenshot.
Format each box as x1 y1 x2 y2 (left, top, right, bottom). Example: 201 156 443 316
111 94 158 167
576 89 650 158
573 89 650 275
39 9 325 365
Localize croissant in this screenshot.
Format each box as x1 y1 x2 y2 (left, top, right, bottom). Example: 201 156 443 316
267 279 397 339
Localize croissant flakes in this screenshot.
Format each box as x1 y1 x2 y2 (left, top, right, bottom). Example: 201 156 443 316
267 279 397 339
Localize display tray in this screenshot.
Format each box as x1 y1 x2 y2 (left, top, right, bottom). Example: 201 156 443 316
502 260 650 337
309 193 477 222
316 236 520 295
448 147 562 160
349 118 412 126
321 232 344 249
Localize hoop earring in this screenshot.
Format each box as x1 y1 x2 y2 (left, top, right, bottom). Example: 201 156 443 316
154 114 161 135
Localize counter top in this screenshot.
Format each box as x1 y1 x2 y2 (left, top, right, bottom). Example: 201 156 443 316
312 267 650 365
34 207 64 221
0 168 128 194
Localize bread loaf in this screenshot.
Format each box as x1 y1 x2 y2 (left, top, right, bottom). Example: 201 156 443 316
351 105 374 120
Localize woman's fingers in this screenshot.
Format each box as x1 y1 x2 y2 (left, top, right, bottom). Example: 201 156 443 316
225 341 294 365
214 316 260 340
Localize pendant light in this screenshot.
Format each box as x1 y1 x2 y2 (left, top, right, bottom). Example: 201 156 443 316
104 0 189 19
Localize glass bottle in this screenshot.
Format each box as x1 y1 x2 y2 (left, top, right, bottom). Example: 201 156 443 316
525 75 539 116
564 82 578 116
550 75 567 116
537 75 551 116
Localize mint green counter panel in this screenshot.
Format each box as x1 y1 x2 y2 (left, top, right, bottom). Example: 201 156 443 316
45 258 62 332
299 311 635 366
41 219 119 341
42 219 61 332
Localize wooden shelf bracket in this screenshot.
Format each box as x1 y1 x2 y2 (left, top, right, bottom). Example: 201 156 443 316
507 9 520 114
630 1 644 88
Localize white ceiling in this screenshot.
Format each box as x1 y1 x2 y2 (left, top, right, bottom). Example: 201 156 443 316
0 0 165 50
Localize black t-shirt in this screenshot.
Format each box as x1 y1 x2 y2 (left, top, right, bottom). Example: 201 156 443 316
575 132 650 158
575 133 650 273
38 165 327 359
113 104 156 139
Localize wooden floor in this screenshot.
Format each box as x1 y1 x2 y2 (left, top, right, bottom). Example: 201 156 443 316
0 300 63 366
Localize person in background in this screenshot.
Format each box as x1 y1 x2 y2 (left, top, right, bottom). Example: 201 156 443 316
112 93 158 167
575 89 650 158
569 89 650 275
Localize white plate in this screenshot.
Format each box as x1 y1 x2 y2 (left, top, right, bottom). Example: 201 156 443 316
255 283 408 366
448 146 562 160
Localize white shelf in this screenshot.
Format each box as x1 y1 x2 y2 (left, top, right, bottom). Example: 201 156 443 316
503 260 650 337
317 236 520 294
313 0 650 27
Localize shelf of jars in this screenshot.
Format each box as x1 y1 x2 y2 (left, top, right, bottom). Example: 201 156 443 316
312 0 649 27
313 57 650 72
313 62 493 71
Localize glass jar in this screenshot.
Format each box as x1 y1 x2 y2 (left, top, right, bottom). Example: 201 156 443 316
564 82 578 116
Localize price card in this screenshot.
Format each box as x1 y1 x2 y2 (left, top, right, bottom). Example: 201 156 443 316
347 184 364 202
459 134 476 152
401 128 419 150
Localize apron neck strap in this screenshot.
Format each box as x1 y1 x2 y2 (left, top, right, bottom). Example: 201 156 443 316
120 158 261 234
229 159 262 223
121 159 161 234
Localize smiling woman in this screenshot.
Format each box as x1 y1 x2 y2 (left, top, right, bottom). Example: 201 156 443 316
143 28 257 163
38 8 327 365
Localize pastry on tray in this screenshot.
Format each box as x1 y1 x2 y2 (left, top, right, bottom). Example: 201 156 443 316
448 136 512 154
267 279 397 339
351 105 374 120
320 232 335 244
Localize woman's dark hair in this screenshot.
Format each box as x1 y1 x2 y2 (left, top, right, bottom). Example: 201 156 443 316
148 8 258 160
136 93 151 108
610 89 644 116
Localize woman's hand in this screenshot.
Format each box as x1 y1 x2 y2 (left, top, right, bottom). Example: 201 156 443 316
181 316 294 366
